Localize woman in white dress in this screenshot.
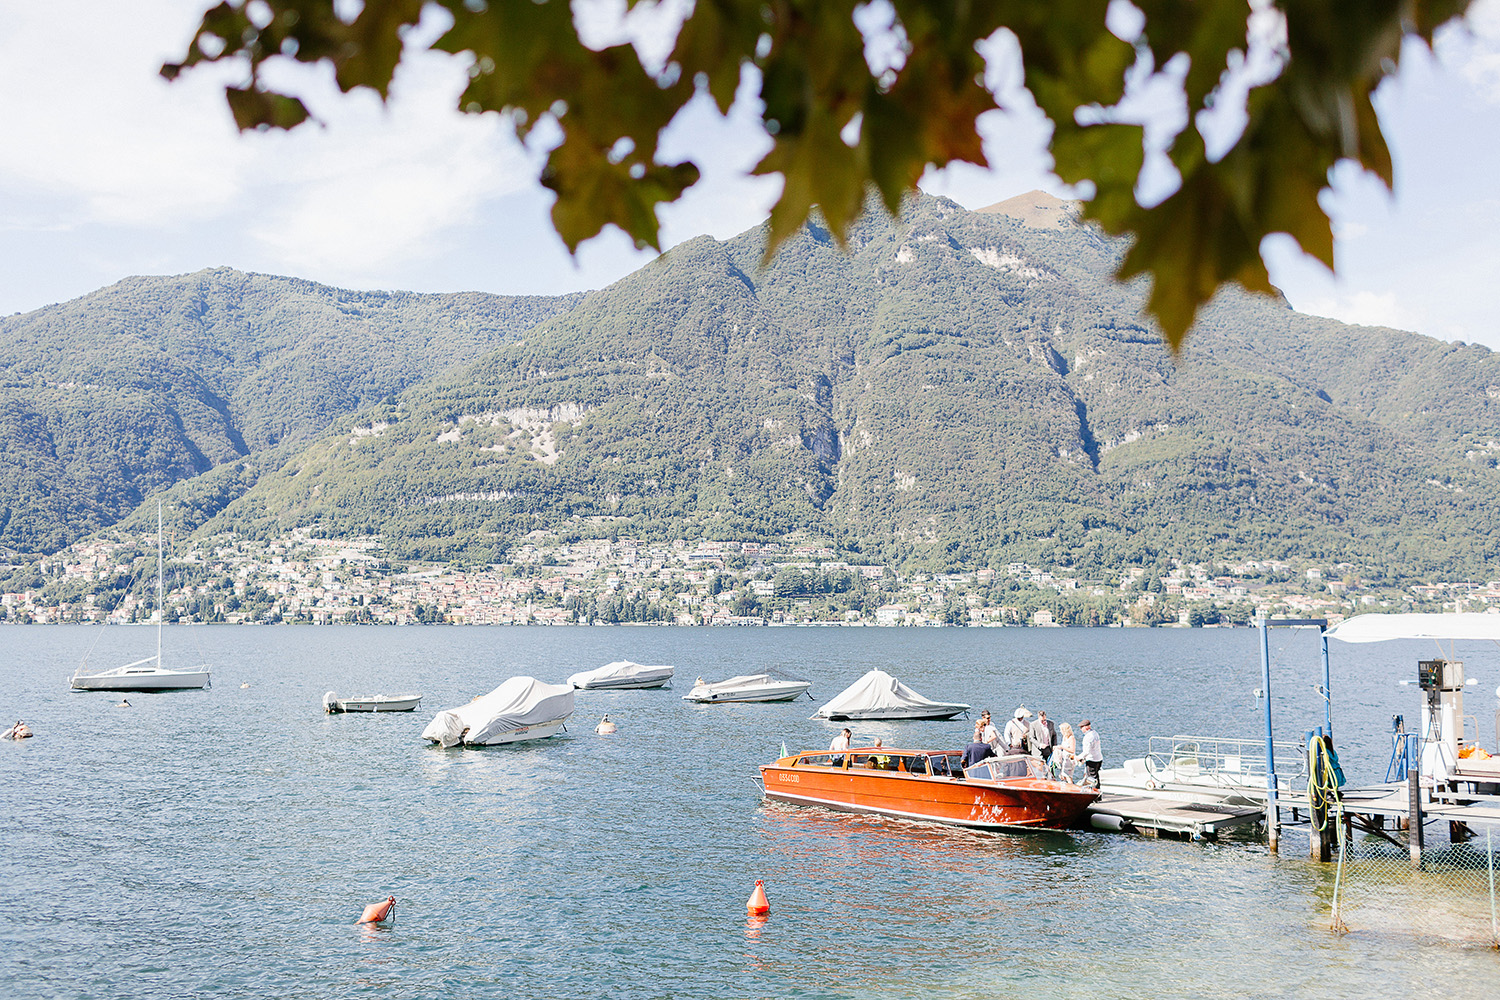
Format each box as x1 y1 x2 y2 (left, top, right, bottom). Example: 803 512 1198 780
1054 722 1078 783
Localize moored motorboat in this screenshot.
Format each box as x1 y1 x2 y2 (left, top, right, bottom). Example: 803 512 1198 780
811 668 968 720
761 746 1098 830
682 672 812 703
567 660 674 690
323 691 424 713
422 677 574 747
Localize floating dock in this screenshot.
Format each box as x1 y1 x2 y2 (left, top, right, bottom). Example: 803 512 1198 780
1086 793 1263 839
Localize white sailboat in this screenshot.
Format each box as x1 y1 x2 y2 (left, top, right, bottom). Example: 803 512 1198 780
70 503 211 692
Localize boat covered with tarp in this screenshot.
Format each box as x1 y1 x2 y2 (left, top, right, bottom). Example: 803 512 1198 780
421 677 575 747
567 660 674 690
811 668 968 721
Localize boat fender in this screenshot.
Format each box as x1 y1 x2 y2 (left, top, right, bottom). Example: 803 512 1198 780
1089 813 1126 832
357 896 396 925
746 880 770 917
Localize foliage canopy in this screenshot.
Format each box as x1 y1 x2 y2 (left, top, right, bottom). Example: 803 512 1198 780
163 0 1474 349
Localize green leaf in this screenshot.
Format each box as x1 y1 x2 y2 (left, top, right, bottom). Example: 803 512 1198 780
225 86 310 131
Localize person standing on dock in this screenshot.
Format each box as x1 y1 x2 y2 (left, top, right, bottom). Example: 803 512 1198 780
1030 711 1055 764
1004 707 1032 754
1078 719 1103 788
1055 722 1078 782
978 710 1000 750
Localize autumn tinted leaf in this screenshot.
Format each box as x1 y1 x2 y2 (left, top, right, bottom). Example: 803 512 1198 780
164 0 1478 350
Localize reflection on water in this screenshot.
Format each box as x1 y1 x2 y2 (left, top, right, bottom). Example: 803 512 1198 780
4 624 1499 998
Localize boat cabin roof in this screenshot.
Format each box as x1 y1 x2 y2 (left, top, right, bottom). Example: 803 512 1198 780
780 747 1049 781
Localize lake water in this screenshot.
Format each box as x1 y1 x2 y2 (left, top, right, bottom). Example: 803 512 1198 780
2 624 1497 998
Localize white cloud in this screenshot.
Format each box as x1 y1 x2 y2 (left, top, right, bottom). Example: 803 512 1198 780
245 52 536 278
1295 289 1422 333
0 1 246 227
1451 0 1500 103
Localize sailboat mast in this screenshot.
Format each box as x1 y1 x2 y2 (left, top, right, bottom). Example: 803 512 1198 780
157 501 163 668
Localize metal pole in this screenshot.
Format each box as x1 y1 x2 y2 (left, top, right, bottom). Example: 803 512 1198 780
1489 825 1498 947
1260 616 1279 851
1320 631 1332 739
1408 759 1424 866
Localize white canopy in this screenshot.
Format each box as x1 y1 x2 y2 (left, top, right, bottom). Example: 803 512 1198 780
421 676 575 747
1324 612 1500 644
693 673 777 694
812 668 968 720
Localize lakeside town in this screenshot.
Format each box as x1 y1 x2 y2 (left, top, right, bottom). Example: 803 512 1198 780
1 527 1488 628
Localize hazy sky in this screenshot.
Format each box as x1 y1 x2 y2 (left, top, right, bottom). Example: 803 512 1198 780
3 1 1499 350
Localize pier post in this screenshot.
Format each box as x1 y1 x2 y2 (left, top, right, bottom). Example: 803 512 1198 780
1408 765 1424 865
1308 734 1333 862
1260 618 1280 851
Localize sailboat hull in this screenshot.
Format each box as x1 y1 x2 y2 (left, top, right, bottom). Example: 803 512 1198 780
70 668 210 692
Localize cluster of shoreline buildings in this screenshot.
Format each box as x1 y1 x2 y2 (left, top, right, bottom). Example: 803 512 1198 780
2 528 1491 627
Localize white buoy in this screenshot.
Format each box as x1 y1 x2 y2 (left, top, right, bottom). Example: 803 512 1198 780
595 714 618 735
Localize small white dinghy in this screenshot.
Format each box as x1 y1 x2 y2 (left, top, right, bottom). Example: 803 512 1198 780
323 692 423 714
422 677 575 747
682 673 812 703
567 660 674 690
811 668 969 721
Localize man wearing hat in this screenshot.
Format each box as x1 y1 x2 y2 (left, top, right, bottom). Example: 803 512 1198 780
1004 706 1032 755
1078 719 1103 788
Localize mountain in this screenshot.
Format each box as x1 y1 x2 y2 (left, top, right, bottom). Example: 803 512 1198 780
0 269 579 554
156 192 1500 580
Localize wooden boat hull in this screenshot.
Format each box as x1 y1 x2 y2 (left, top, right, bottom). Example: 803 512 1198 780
70 669 210 692
761 751 1098 830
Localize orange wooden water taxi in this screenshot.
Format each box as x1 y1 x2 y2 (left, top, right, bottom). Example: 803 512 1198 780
760 746 1099 830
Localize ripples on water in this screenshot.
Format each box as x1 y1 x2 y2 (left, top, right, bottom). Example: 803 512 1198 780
2 625 1497 998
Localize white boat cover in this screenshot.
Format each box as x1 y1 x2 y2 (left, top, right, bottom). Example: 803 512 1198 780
567 660 674 688
812 668 968 719
1325 612 1500 644
421 677 575 747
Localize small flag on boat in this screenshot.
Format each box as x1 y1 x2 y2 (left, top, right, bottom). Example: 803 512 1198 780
781 740 789 758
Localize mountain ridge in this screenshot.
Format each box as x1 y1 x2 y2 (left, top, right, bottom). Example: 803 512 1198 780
123 193 1500 582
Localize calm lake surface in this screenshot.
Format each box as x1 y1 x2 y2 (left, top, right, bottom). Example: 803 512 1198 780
2 624 1497 998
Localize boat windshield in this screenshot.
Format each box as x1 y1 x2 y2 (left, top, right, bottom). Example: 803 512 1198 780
789 750 966 776
965 755 1049 781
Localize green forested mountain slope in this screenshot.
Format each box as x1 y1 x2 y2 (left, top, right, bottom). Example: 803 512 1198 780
0 269 578 554
174 194 1500 580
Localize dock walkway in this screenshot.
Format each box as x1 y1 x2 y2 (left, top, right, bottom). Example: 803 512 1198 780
1086 793 1263 839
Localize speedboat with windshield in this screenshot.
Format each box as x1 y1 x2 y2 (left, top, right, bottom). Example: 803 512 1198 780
683 672 812 703
761 745 1098 830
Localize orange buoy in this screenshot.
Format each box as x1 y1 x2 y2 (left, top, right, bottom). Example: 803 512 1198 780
357 896 396 925
746 880 769 916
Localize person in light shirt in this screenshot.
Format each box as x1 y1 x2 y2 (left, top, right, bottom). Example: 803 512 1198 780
1078 719 1103 788
829 727 852 767
978 709 1000 749
1004 707 1032 754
